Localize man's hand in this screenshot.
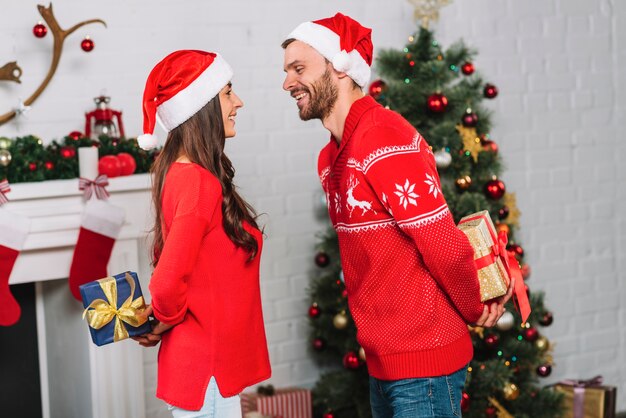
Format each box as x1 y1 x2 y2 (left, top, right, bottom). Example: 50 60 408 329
473 275 515 328
130 305 175 347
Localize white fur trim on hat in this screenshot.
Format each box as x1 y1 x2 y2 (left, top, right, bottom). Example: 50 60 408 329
156 54 233 132
137 133 158 151
287 21 371 88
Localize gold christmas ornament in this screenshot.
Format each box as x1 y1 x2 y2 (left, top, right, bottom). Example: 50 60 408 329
503 382 520 401
535 336 549 351
0 149 12 167
455 175 472 190
333 311 348 330
358 347 366 361
456 124 483 163
0 137 11 149
407 0 453 28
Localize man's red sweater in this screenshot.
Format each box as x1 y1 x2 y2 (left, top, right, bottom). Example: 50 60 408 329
318 96 484 379
149 162 271 410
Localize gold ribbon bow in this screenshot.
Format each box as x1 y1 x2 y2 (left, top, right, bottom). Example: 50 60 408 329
82 272 148 342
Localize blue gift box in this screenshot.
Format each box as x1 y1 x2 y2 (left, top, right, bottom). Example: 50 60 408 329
80 271 152 346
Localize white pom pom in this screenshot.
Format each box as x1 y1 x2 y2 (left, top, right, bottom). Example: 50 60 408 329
137 133 158 150
332 51 352 72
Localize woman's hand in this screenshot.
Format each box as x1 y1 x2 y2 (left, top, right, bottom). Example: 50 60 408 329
130 305 175 347
473 275 515 328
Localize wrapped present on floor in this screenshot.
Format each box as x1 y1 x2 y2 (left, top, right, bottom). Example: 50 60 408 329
458 210 531 322
554 376 617 418
241 385 312 418
80 271 151 346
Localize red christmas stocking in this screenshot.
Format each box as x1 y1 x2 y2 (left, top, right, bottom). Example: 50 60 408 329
69 199 125 301
0 207 31 326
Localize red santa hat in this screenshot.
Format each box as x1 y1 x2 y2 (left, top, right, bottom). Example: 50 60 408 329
286 13 373 88
137 50 233 150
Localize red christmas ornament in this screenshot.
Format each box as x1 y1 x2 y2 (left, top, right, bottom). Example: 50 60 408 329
462 110 478 127
482 139 499 154
308 303 321 318
368 79 387 99
484 334 500 348
485 406 497 417
342 351 361 369
81 36 95 52
60 146 77 159
341 289 348 298
498 206 510 220
461 62 474 75
539 312 554 326
33 22 47 38
98 155 121 178
484 83 499 99
485 179 506 200
116 152 136 176
68 131 83 141
28 162 37 171
508 244 524 258
427 93 448 113
460 392 471 412
315 252 330 267
44 161 54 170
536 364 552 377
523 327 539 342
322 413 335 418
521 264 531 280
312 338 326 351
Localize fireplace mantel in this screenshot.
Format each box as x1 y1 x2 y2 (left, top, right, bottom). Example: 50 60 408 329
8 173 152 284
5 173 154 418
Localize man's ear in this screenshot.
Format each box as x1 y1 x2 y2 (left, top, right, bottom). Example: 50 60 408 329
335 70 350 80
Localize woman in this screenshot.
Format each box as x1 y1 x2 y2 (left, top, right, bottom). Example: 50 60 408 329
132 50 271 417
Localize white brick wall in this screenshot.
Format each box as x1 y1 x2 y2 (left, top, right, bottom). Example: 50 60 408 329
1 0 624 415
439 0 626 412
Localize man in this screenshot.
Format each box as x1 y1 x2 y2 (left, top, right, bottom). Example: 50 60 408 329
282 13 513 418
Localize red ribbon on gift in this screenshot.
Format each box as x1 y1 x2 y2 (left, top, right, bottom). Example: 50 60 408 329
559 376 603 418
79 175 110 200
462 212 531 323
0 179 10 206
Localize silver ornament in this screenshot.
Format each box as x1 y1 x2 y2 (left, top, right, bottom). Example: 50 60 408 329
496 311 515 331
0 149 12 167
434 148 452 169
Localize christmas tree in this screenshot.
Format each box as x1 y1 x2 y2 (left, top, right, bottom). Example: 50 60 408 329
308 27 563 418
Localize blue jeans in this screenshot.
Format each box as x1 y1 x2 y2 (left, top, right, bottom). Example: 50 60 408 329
167 377 241 418
369 366 467 418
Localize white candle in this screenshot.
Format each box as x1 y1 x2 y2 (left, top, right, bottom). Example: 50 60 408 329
78 147 99 180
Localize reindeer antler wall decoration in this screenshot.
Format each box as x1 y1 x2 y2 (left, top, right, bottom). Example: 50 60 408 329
0 3 106 126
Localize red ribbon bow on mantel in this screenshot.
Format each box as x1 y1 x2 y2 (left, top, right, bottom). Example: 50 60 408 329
79 175 110 200
0 179 10 206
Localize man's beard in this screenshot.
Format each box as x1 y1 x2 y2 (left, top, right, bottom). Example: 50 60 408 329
299 68 338 121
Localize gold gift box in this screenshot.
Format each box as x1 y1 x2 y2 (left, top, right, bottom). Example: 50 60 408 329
554 383 617 418
458 211 510 302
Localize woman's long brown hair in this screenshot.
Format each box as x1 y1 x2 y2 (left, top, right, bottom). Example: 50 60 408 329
150 95 259 266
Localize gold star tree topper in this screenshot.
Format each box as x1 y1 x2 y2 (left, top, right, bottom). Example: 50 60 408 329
407 0 453 28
